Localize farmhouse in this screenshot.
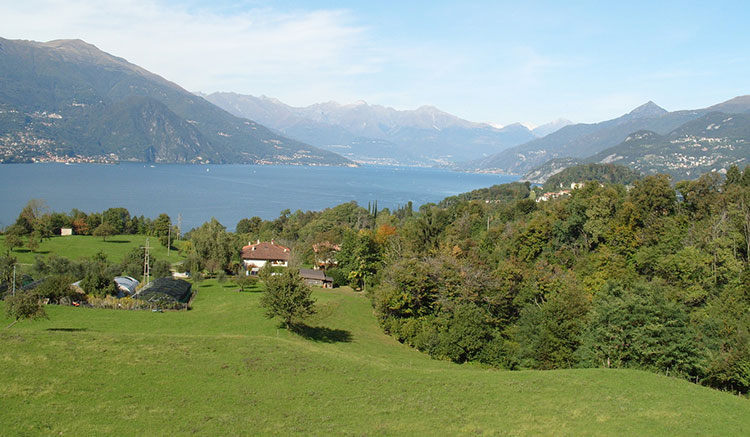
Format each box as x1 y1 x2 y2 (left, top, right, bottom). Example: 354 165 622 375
241 240 291 274
299 268 334 288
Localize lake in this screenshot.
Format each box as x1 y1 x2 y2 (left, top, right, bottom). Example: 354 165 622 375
0 163 517 231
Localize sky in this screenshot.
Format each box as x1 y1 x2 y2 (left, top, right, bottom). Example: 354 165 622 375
1 0 749 127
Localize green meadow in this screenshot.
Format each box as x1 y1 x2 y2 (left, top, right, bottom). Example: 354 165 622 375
1 279 749 435
1 234 185 266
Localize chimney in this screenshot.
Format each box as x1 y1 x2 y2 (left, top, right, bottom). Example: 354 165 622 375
257 239 260 244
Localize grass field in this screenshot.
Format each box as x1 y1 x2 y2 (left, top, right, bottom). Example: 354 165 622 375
1 279 749 435
1 235 186 266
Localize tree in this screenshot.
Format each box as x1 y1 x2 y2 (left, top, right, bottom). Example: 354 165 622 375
4 233 22 253
4 291 47 329
80 251 118 297
102 207 130 234
235 274 258 292
26 231 40 252
152 213 171 239
14 198 48 235
578 282 702 377
0 255 17 284
80 271 116 298
259 269 315 328
236 216 262 234
93 222 116 241
120 246 153 280
188 218 234 273
338 230 381 290
35 274 80 305
152 259 172 279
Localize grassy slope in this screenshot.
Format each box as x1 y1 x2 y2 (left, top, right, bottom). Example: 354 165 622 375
1 235 185 266
1 280 749 435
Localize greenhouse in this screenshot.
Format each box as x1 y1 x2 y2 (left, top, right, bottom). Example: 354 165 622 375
137 278 193 305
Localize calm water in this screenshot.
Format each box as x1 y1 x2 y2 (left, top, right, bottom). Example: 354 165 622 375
0 163 517 231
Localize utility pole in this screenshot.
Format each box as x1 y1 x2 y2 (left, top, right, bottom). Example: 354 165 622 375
12 265 16 296
168 220 172 257
177 213 182 241
142 238 151 286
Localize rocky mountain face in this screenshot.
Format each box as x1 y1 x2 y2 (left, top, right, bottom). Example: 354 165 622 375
0 38 352 166
204 92 537 165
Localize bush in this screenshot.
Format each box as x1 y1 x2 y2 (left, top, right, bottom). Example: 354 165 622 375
326 268 347 288
5 291 46 327
35 274 82 304
235 275 258 292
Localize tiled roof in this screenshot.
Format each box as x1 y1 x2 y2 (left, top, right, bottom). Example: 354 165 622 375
241 240 291 261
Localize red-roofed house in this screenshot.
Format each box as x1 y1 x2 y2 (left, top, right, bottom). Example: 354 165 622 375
241 240 291 274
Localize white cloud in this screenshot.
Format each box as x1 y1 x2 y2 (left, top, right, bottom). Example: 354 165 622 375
0 0 378 101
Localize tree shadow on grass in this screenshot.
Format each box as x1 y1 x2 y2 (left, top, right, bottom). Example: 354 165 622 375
46 328 88 332
103 239 129 243
292 324 352 343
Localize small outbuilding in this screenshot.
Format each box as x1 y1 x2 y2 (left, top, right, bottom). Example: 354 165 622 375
60 228 73 236
299 268 334 289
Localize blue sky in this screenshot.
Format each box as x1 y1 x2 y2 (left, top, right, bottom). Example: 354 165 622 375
2 0 749 126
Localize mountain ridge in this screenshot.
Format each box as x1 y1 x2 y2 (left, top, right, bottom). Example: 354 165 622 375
204 92 547 165
0 37 352 166
464 95 750 175
523 107 750 182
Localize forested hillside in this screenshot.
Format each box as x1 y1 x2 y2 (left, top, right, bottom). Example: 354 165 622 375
541 163 642 191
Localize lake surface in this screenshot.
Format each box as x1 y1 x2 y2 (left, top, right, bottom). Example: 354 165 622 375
0 163 517 231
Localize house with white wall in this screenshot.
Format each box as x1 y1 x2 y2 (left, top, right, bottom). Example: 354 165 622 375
241 240 291 274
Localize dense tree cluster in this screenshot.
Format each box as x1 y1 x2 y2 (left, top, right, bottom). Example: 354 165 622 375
363 166 750 394
542 163 642 191
3 201 177 246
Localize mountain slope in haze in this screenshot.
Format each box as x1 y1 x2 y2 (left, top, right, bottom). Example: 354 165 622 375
589 112 750 179
524 108 750 182
531 118 573 138
204 92 536 165
0 38 352 166
464 99 750 175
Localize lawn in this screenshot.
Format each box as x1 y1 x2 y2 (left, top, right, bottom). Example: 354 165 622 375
1 280 749 435
1 234 186 266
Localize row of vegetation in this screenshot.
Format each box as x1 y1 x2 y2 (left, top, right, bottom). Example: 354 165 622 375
3 164 750 395
2 200 176 249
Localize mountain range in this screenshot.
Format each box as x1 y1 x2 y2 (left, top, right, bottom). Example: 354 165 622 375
203 93 566 166
0 37 352 166
466 96 750 181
